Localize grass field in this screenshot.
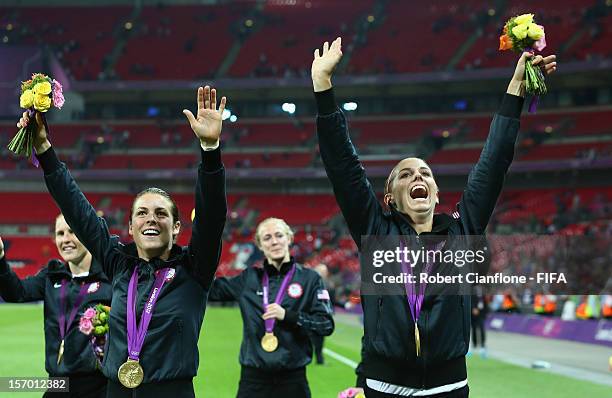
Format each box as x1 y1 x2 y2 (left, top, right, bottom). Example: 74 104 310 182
0 304 610 397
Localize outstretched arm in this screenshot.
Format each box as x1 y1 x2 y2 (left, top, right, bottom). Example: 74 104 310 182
312 38 383 248
184 86 228 288
17 112 119 279
459 52 557 234
208 273 246 302
0 237 46 302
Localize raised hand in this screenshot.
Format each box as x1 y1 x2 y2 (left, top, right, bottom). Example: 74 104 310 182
311 37 343 92
182 86 227 146
16 111 50 154
507 52 557 96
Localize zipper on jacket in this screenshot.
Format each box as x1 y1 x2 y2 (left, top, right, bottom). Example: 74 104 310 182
376 297 383 338
460 296 467 348
421 310 428 388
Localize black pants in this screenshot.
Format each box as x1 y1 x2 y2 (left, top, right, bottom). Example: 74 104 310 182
43 372 107 398
471 315 486 348
236 366 311 398
105 378 194 398
365 384 469 398
310 333 325 364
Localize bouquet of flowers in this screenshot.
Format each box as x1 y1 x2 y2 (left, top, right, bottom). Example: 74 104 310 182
338 387 365 398
79 304 110 366
7 73 64 166
499 14 547 104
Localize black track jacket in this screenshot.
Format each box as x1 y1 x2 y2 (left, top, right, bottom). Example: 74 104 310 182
209 258 334 370
0 256 111 376
316 88 523 389
37 146 226 385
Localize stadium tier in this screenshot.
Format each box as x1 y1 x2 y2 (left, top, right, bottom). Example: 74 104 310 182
2 2 611 396
567 13 612 60
2 188 607 228
235 121 315 146
3 0 611 80
228 0 372 77
87 152 313 169
349 0 485 74
456 0 599 70
115 4 242 80
1 107 610 169
2 187 609 280
3 6 130 80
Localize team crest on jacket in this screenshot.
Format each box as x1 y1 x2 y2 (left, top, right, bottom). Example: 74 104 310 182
87 282 100 294
287 283 303 299
166 268 176 282
157 268 176 282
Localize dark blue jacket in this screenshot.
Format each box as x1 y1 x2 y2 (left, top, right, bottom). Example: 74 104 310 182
0 255 111 376
316 88 523 389
37 146 227 386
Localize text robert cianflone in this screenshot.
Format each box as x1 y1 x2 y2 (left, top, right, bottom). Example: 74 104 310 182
371 272 568 285
372 246 486 268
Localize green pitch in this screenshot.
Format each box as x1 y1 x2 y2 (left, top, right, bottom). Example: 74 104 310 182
0 304 609 397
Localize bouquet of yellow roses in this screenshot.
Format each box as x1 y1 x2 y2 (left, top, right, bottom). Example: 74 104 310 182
499 14 547 103
7 73 64 166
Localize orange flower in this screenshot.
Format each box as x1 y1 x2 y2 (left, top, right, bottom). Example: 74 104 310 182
499 34 513 51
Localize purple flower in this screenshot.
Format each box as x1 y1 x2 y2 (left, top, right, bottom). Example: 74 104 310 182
534 26 546 52
83 307 97 319
51 79 65 109
79 317 94 335
338 388 363 398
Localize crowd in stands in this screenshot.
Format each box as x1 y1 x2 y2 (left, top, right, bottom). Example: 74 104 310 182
2 1 610 81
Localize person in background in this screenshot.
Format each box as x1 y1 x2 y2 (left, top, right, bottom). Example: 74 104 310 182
208 218 334 398
470 284 489 359
311 263 333 365
0 215 112 398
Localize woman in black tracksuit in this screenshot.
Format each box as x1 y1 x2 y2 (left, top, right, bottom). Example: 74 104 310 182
209 217 334 398
311 38 558 397
18 85 227 398
0 215 111 398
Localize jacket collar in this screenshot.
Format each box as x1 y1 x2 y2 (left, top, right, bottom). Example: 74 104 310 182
118 242 185 269
47 257 109 283
263 257 295 276
390 207 455 235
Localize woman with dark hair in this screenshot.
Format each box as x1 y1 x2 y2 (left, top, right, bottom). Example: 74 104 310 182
16 86 228 397
0 214 112 398
209 217 334 398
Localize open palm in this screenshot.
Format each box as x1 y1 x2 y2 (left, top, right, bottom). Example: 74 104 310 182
183 86 227 145
311 37 343 87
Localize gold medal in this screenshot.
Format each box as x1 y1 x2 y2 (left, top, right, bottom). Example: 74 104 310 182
415 322 421 357
261 332 278 352
57 339 64 365
117 358 144 388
